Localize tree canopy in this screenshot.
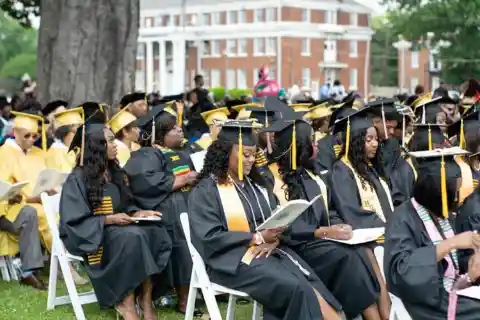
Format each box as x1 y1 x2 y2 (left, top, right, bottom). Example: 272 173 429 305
0 0 39 28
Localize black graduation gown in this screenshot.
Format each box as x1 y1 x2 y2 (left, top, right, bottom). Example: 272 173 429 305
188 176 342 320
124 147 194 286
331 161 393 229
315 135 337 172
59 168 172 308
287 170 380 319
455 191 480 273
384 201 480 320
389 156 416 206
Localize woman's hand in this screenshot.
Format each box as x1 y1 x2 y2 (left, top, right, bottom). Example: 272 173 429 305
132 211 162 218
328 224 353 240
451 231 480 250
186 172 199 185
7 194 23 205
104 213 134 225
26 196 42 204
260 228 284 243
468 254 480 283
251 240 279 259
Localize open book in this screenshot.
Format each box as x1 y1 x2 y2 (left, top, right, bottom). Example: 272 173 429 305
458 286 480 300
132 216 162 222
32 169 69 196
256 195 322 231
325 227 385 245
0 180 30 202
190 150 207 172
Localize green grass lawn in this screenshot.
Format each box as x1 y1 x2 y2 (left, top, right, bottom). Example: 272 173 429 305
0 279 255 319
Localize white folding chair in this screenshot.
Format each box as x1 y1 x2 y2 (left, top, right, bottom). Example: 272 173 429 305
179 212 261 320
0 256 11 281
374 246 412 320
41 192 97 320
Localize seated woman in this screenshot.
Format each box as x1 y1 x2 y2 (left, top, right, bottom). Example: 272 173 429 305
60 123 172 320
268 119 386 320
189 120 343 320
124 104 199 315
108 108 140 167
384 148 480 319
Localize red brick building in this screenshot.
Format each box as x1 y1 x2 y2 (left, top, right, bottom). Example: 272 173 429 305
137 0 375 96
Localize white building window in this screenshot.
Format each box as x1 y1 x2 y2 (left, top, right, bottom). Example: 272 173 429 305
237 39 247 56
302 9 310 22
145 18 152 28
411 77 419 93
135 70 145 90
202 69 210 88
349 69 358 90
431 76 441 90
350 13 358 26
211 40 220 56
210 69 220 87
411 51 419 69
238 9 246 23
302 68 311 88
302 38 310 56
154 15 163 27
266 8 276 22
211 12 220 25
253 68 259 85
266 38 276 55
349 40 358 58
237 69 247 89
137 43 145 59
226 39 236 56
326 10 336 24
202 13 209 25
226 69 236 89
255 9 265 22
254 38 265 56
227 11 237 24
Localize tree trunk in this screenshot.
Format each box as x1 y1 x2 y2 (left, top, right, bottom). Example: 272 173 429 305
37 0 139 106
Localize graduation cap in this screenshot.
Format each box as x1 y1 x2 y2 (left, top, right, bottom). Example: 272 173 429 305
395 103 416 146
446 110 480 149
232 103 260 120
409 147 468 218
217 119 262 181
157 93 184 105
365 98 402 139
11 111 47 151
135 104 176 145
409 124 446 151
245 106 275 126
42 100 68 117
120 92 147 109
328 97 357 129
304 102 332 121
263 96 302 122
53 107 84 128
413 95 453 124
108 108 137 135
201 107 230 126
405 95 418 107
79 102 106 124
290 103 312 113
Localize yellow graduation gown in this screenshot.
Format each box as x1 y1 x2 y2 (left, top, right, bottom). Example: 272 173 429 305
45 140 76 172
0 139 53 255
195 134 213 150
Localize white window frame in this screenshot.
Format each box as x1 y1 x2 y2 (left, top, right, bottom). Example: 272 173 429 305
238 9 246 23
301 38 310 56
137 43 145 59
350 13 358 26
227 11 237 24
226 39 236 56
210 40 220 57
237 39 247 56
302 9 310 22
266 38 276 56
226 69 236 89
254 38 265 56
349 69 358 90
210 69 220 88
236 69 247 89
266 8 275 22
302 68 311 88
411 77 419 93
202 13 209 26
211 12 220 25
254 8 265 23
253 68 259 85
349 40 358 58
411 51 420 69
326 10 336 24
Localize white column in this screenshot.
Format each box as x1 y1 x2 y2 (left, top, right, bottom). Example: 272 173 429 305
196 39 203 74
145 40 154 93
158 40 167 95
173 40 186 93
277 35 282 87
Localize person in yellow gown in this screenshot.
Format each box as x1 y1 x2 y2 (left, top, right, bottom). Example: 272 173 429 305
108 108 140 167
44 107 84 172
192 107 230 150
304 101 332 143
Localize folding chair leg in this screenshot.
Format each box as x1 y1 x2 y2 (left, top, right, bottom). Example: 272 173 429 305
58 255 86 320
6 257 18 281
184 285 198 320
0 257 10 281
226 295 237 320
47 256 59 310
201 287 223 320
252 301 261 320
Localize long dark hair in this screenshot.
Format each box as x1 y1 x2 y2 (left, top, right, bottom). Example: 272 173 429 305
76 129 132 209
276 121 315 201
200 139 267 187
339 127 385 189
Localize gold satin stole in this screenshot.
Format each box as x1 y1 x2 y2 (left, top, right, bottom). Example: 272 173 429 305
455 157 474 205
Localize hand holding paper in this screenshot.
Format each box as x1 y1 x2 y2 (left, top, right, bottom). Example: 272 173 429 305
325 227 385 245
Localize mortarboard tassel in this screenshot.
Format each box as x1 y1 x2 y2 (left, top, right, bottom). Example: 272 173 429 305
265 116 273 155
459 119 466 149
80 124 85 166
238 127 244 181
99 104 104 113
345 117 351 160
177 102 183 127
428 125 432 151
381 102 388 139
292 121 297 170
402 114 406 148
41 118 47 152
440 154 448 218
151 116 156 146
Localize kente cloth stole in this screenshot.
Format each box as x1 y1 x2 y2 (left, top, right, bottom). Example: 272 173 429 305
455 157 474 205
255 149 268 167
406 157 418 181
87 196 112 266
158 145 192 191
216 179 270 266
412 199 460 320
341 157 393 223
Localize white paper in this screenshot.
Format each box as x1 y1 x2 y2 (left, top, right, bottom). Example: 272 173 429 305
32 169 69 196
190 150 207 172
0 180 30 202
131 216 162 222
458 286 480 300
325 227 385 245
256 195 322 231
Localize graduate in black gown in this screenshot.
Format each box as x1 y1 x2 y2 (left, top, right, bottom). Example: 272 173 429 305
189 119 344 320
59 122 172 320
384 148 480 320
123 104 200 315
267 119 385 320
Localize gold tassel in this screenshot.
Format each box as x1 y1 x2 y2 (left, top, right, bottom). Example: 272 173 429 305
345 117 351 160
459 119 466 149
177 102 183 127
266 116 272 155
151 117 156 146
41 119 47 152
99 104 103 113
80 124 85 166
238 127 244 181
428 125 432 151
440 154 448 218
292 121 297 170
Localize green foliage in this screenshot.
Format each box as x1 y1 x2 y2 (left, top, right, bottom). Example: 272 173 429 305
228 88 253 99
370 16 398 87
0 0 40 28
210 87 226 101
0 53 36 78
384 0 480 84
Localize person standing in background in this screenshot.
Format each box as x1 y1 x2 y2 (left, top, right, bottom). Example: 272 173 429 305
329 80 347 103
320 79 331 100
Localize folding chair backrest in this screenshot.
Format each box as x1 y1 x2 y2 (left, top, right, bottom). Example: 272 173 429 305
41 192 64 254
179 212 213 287
374 246 386 280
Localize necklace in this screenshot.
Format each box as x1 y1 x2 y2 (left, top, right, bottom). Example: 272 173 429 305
230 176 267 230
